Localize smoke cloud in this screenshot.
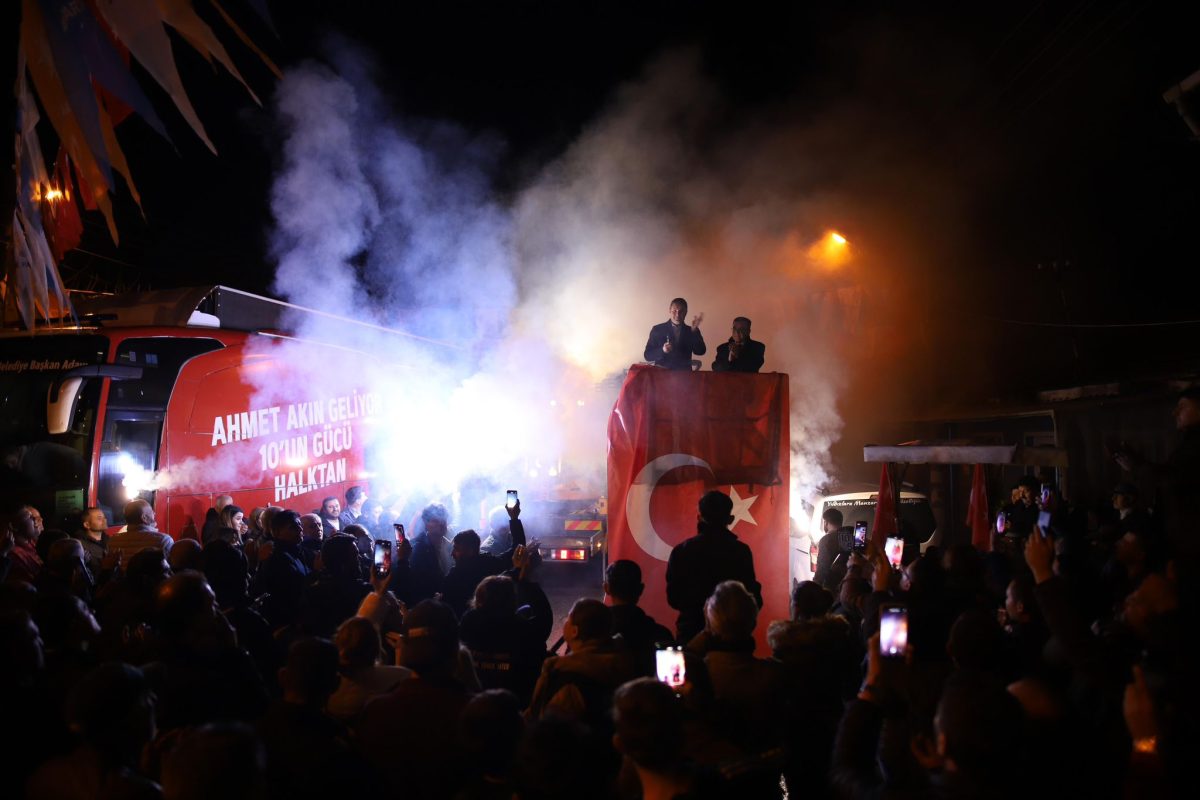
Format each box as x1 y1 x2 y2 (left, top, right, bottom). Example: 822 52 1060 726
257 36 974 525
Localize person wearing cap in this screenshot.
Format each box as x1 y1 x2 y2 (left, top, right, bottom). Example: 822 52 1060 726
712 316 766 373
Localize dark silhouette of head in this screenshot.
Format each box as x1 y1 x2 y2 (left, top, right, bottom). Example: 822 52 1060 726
320 534 360 578
279 637 340 707
613 677 685 771
473 574 517 615
791 580 834 620
334 616 382 672
698 491 734 526
161 722 266 800
566 598 613 645
66 662 157 766
401 599 460 675
604 559 645 604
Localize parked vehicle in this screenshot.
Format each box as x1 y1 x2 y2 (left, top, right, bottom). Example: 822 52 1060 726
790 483 938 584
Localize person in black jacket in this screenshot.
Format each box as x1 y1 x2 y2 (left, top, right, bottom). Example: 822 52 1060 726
250 511 311 628
712 317 765 373
604 559 673 676
643 298 706 371
665 490 762 645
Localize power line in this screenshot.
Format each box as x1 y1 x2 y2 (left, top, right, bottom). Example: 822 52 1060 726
978 315 1200 329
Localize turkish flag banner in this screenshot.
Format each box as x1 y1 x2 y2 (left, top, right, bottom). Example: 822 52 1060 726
607 365 790 655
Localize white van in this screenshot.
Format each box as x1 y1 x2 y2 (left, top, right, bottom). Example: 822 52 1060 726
790 484 939 585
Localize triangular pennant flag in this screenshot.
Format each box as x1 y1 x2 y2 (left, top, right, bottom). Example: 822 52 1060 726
10 210 39 329
95 0 217 152
32 0 115 183
97 94 144 210
244 0 278 36
210 0 283 79
157 0 262 105
22 4 118 232
57 0 172 140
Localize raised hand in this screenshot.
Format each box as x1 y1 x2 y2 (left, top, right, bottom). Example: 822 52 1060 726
1024 528 1054 584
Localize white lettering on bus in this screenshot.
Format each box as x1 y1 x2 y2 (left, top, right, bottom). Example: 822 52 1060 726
312 423 353 458
286 400 326 431
258 435 309 471
211 406 281 447
272 457 348 502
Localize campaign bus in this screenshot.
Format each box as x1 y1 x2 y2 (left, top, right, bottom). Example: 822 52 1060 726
0 286 396 537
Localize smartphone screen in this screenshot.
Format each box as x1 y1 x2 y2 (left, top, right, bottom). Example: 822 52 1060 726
853 521 868 548
373 540 392 579
1041 486 1052 506
392 522 405 542
506 489 518 509
1037 510 1051 533
885 536 903 569
996 511 1007 534
655 647 686 687
880 605 908 658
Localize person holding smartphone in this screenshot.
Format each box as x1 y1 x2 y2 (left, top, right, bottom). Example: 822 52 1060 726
712 316 766 373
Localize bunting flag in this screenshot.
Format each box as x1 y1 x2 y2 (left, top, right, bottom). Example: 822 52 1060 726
966 463 992 552
870 463 897 550
5 0 277 328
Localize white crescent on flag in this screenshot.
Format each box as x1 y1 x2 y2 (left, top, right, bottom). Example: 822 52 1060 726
626 453 713 562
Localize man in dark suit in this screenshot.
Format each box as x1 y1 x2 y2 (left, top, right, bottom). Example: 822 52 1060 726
713 316 765 373
644 297 706 371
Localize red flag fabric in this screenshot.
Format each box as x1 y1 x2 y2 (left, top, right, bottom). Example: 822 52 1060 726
870 463 897 550
45 149 84 261
607 365 790 655
967 463 992 552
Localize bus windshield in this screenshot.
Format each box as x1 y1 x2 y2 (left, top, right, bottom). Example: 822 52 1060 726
0 335 108 529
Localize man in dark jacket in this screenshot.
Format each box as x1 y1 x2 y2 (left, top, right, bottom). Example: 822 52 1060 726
442 500 526 618
643 297 706 371
665 490 762 644
712 316 765 373
410 503 453 602
250 510 311 628
604 559 673 675
1117 386 1200 557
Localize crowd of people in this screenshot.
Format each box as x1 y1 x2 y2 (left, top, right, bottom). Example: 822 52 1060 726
2 389 1199 799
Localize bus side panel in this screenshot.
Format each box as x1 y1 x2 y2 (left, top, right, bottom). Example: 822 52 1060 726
159 344 377 539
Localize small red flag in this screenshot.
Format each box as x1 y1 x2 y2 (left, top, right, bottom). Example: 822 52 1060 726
45 149 84 261
870 463 897 550
967 464 992 551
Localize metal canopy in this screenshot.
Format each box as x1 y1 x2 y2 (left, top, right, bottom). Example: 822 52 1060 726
864 442 1068 467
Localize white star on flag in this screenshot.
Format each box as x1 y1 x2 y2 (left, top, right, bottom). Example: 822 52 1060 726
728 485 758 527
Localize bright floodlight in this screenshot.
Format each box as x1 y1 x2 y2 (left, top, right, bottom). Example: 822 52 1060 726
831 232 847 245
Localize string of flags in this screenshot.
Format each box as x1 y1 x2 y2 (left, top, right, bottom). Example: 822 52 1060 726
3 0 279 328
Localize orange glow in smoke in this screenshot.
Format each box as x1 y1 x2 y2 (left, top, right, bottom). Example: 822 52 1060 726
806 230 852 270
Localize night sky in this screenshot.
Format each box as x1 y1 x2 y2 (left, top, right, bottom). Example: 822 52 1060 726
16 0 1200 397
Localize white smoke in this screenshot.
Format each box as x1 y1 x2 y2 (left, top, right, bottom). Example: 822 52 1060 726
259 45 863 515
